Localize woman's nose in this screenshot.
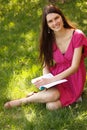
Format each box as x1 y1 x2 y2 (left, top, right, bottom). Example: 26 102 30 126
52 20 57 26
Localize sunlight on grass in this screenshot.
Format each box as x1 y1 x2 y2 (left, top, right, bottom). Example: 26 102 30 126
9 22 15 29
7 78 26 99
20 30 37 49
76 2 82 7
24 108 36 122
8 0 18 5
83 20 87 25
37 8 42 16
76 1 87 13
7 71 29 99
0 45 8 56
7 0 21 13
24 31 36 42
4 21 15 31
6 64 40 99
31 0 39 3
75 111 87 121
30 64 41 77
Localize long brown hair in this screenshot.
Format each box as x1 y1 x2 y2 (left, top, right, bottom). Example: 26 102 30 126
39 4 75 67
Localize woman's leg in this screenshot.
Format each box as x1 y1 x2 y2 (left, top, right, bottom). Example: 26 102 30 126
4 87 60 109
46 100 62 110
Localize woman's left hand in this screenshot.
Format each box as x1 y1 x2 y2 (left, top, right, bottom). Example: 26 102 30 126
33 78 53 88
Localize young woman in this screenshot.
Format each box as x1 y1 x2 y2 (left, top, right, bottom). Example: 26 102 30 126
4 4 87 110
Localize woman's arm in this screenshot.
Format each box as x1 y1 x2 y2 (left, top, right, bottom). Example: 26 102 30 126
43 64 50 75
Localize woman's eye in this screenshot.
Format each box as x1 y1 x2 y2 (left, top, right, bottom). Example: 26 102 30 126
55 16 59 20
48 20 52 23
47 21 52 24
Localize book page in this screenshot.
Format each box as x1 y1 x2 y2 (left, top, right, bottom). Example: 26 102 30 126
31 73 67 90
31 73 53 83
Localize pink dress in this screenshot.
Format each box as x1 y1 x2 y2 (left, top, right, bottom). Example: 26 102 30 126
50 29 87 107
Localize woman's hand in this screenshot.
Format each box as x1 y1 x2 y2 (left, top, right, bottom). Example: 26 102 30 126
33 77 53 88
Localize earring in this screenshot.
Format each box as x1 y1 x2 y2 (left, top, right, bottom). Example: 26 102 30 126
48 28 50 33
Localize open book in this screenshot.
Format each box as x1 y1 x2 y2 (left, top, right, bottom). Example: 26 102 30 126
31 73 67 90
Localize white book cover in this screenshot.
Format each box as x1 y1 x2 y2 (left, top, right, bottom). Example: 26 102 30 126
31 73 67 90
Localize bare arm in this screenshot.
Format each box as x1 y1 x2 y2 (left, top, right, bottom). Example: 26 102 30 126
43 64 50 75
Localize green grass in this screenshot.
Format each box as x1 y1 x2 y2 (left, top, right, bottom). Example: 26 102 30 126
0 0 87 130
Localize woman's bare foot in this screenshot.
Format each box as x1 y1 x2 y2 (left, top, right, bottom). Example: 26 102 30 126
4 97 29 109
4 92 37 109
4 99 23 109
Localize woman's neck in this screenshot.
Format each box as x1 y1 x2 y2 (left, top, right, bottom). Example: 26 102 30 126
54 28 68 38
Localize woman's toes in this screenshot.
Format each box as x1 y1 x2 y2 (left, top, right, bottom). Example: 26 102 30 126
4 102 12 109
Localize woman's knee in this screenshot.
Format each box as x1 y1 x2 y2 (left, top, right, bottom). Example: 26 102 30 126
48 89 60 101
46 101 62 110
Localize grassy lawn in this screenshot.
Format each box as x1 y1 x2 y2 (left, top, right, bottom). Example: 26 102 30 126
0 0 87 129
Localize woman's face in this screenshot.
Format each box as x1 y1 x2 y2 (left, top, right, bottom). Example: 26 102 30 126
46 13 64 32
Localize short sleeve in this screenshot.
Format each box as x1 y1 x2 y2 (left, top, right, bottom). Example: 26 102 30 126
73 29 87 58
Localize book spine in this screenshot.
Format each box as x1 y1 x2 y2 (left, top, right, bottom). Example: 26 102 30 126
39 86 45 90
